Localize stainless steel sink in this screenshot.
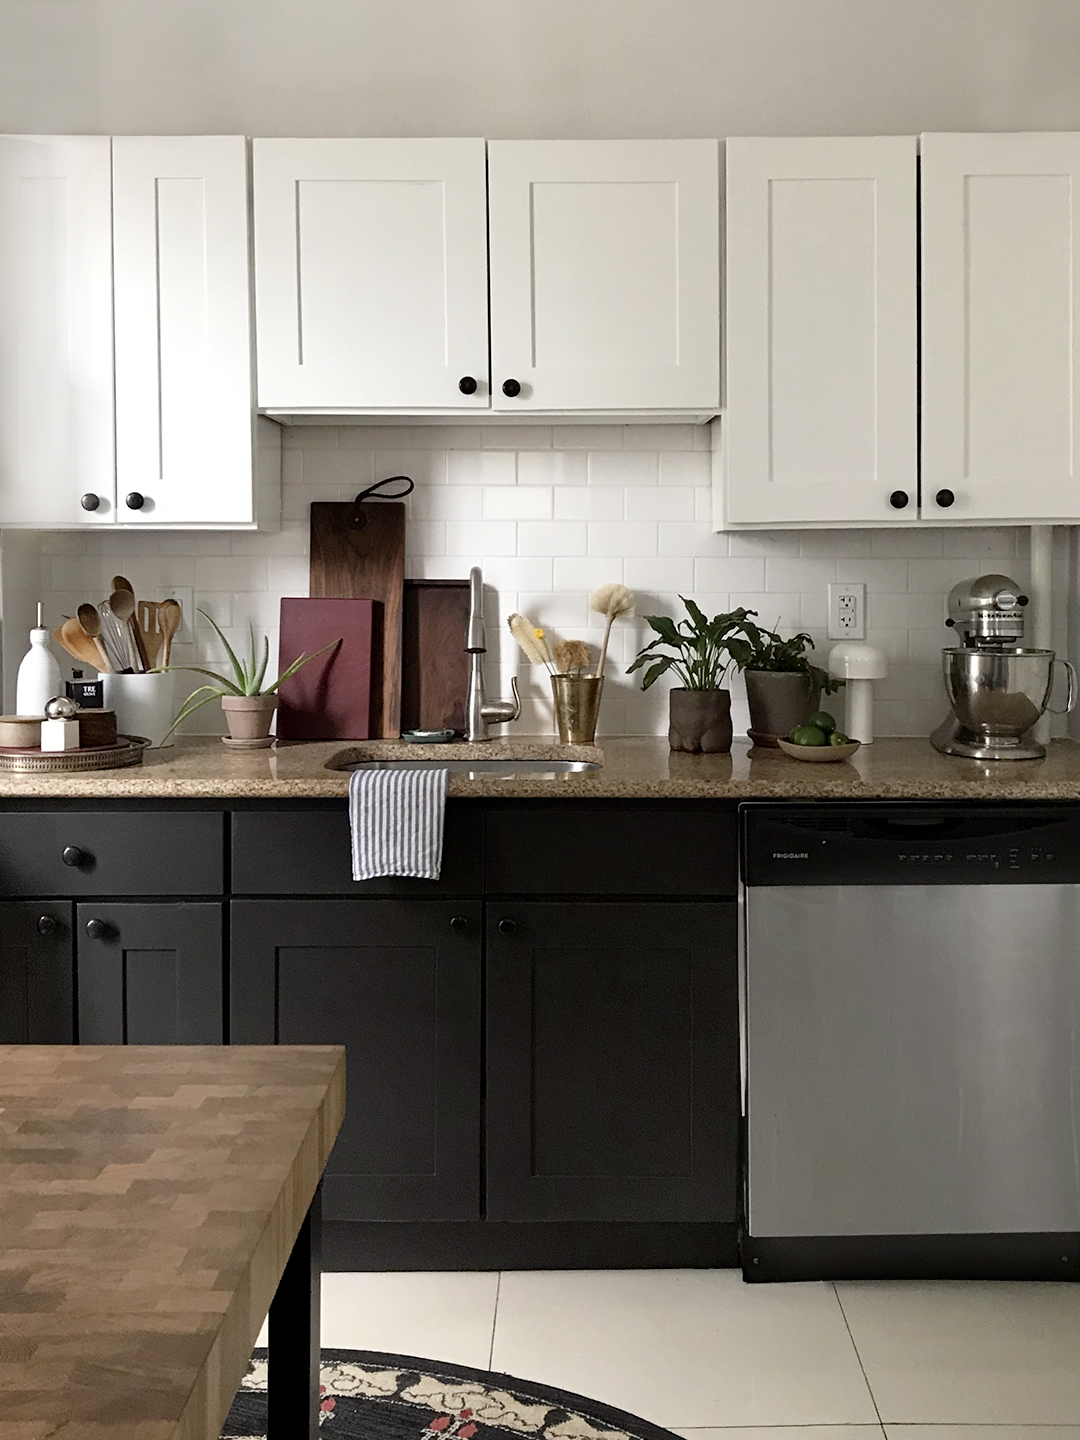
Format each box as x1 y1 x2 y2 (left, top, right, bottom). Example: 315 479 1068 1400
330 758 600 776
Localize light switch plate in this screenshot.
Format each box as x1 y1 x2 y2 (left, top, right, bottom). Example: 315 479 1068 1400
828 582 866 641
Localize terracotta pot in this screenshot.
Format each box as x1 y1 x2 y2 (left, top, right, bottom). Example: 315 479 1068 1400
744 670 821 746
668 688 732 754
221 693 277 748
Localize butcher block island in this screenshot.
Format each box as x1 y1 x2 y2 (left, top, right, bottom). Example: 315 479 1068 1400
0 1044 344 1440
3 738 1080 1276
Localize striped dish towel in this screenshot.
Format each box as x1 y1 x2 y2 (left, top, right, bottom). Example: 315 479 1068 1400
349 766 449 881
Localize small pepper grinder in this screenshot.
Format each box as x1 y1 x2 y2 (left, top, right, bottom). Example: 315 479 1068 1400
828 642 887 744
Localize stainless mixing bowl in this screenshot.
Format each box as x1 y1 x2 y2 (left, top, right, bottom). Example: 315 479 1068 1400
942 647 1075 737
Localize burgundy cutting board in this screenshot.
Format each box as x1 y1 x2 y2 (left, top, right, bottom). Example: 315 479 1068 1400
309 501 405 738
276 597 377 740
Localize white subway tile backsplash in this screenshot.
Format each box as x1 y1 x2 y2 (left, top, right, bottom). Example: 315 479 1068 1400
482 487 553 521
553 487 624 521
518 521 588 557
625 487 696 522
588 451 658 486
587 521 657 557
35 425 1022 737
517 451 589 487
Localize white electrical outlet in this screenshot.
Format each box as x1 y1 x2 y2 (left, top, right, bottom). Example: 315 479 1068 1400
827 582 866 641
156 585 195 647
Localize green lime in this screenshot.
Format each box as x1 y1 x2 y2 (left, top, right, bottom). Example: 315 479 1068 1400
807 710 837 734
790 725 828 747
829 731 852 747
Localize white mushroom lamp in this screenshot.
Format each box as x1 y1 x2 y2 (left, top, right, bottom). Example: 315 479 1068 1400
828 642 887 744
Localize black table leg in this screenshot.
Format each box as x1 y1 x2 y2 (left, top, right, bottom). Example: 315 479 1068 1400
268 1181 322 1440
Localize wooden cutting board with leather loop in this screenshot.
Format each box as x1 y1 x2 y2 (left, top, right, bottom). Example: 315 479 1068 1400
309 474 414 738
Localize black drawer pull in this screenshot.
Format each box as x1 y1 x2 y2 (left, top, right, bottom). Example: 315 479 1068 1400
889 490 909 510
450 916 469 933
501 379 521 398
36 915 58 937
936 488 955 508
498 918 517 935
84 919 108 940
62 846 88 868
458 376 478 395
125 492 146 510
80 493 101 512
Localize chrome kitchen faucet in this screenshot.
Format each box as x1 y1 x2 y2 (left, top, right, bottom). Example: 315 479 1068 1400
465 566 520 742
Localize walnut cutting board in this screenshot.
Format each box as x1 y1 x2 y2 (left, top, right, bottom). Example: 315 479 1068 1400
309 501 405 738
402 579 470 734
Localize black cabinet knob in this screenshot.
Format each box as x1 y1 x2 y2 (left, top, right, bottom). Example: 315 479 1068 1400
80 493 101 512
458 376 478 395
498 918 517 935
889 490 909 510
85 919 108 940
125 492 146 510
61 846 86 868
935 488 955 508
450 915 469 933
36 915 58 937
501 379 521 398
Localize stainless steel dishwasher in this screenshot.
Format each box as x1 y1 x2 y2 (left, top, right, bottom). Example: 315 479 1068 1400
742 803 1080 1282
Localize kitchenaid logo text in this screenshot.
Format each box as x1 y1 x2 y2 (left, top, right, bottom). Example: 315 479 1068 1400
772 851 810 859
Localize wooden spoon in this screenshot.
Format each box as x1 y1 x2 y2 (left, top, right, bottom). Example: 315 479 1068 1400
98 600 133 672
159 599 182 668
107 589 144 671
53 618 102 670
112 575 135 597
110 579 150 670
76 604 113 674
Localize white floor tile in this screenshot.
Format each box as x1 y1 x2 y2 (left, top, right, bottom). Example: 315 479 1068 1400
838 1281 1080 1424
884 1430 1080 1440
673 1430 885 1440
257 1271 500 1370
490 1270 877 1429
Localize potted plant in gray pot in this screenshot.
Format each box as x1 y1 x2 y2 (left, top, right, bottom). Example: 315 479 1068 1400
628 599 758 753
727 620 842 746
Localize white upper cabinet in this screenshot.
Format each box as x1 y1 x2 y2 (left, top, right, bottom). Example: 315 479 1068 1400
253 139 490 412
112 136 266 526
723 136 918 527
487 140 720 413
0 136 114 525
921 132 1080 523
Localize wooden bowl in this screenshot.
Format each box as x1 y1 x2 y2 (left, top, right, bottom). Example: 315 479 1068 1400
777 737 861 763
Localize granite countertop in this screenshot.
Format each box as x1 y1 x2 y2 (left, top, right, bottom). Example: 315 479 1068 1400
3 733 1080 799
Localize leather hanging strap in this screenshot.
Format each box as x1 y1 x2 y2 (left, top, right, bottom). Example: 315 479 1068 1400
352 474 415 525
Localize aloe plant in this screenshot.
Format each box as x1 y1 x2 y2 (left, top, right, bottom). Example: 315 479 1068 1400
165 609 337 738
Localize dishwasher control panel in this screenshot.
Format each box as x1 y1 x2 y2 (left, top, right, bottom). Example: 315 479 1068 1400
742 804 1080 885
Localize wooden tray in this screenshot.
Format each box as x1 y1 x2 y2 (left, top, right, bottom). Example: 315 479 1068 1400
0 737 148 772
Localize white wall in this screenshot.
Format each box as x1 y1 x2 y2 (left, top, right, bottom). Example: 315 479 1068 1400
4 0 1080 138
32 424 1039 740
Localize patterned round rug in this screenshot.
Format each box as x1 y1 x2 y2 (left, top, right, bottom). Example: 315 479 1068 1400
221 1349 681 1440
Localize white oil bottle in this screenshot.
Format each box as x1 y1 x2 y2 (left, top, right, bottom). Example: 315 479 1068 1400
16 604 63 717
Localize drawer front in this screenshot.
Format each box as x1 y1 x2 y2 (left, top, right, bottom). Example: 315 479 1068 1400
485 802 738 896
0 812 224 897
230 802 484 895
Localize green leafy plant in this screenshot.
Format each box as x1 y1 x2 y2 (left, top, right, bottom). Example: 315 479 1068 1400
627 600 760 691
165 609 337 738
726 619 842 695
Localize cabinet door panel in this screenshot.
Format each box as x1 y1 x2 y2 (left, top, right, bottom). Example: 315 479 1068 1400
0 901 74 1042
921 132 1080 522
112 136 256 525
489 141 719 411
77 903 223 1044
486 902 738 1222
254 139 489 410
230 899 481 1222
724 136 917 527
0 136 114 525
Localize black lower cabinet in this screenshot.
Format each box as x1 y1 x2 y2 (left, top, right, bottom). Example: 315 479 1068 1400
0 901 74 1042
486 901 739 1224
76 903 224 1044
230 899 482 1225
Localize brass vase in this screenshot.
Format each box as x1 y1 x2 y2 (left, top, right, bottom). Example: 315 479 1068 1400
551 674 604 744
